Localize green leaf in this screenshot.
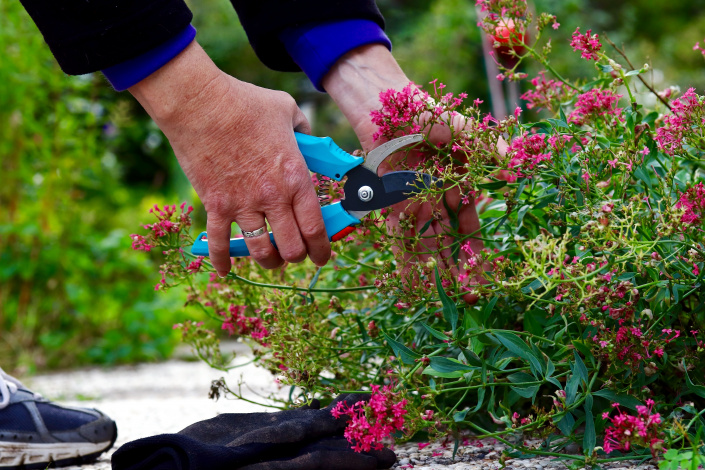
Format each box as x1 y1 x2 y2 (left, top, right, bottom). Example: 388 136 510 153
422 323 450 341
617 272 636 281
477 179 508 190
598 64 614 73
547 118 570 129
511 385 540 399
596 135 611 149
461 349 485 368
633 166 653 189
429 356 474 373
422 366 466 378
473 388 486 413
435 267 459 333
483 296 499 324
517 204 531 227
454 409 469 422
683 361 705 399
572 340 595 364
565 373 580 405
418 218 433 235
546 358 556 378
573 351 589 389
308 267 322 290
507 372 535 383
494 331 544 376
593 389 643 410
382 332 421 365
583 398 596 455
521 278 545 295
479 209 507 219
626 111 635 136
523 309 546 336
624 69 641 77
555 412 575 435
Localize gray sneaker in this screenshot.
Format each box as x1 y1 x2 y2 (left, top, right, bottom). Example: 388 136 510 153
0 368 117 469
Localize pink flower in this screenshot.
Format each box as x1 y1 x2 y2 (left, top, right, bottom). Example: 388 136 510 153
186 256 205 273
675 182 705 227
332 384 408 453
603 401 664 457
370 83 426 141
570 27 602 61
506 133 552 177
520 71 575 112
568 88 623 126
655 88 702 155
130 234 153 252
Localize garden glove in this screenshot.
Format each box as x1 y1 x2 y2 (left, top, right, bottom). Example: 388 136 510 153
111 393 396 470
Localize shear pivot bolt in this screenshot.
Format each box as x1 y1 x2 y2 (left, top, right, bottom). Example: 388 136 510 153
358 186 374 202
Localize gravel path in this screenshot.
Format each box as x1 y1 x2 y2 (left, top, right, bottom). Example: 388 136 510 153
25 343 658 470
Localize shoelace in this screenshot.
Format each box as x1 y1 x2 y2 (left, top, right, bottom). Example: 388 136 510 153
0 374 18 410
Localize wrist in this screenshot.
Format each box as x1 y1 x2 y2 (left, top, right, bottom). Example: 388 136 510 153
323 44 410 132
128 41 227 125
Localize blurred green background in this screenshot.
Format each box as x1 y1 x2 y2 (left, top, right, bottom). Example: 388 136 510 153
2 0 704 373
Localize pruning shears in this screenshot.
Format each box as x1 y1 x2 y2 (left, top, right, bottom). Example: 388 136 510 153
191 132 437 257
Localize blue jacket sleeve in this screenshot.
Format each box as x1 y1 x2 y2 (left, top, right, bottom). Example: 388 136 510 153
279 19 391 92
101 25 196 91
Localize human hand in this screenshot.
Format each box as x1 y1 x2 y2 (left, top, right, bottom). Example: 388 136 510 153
323 45 484 303
129 42 330 276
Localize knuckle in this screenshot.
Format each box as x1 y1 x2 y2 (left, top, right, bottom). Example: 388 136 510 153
248 245 274 261
300 221 327 241
277 92 297 109
280 245 307 263
204 195 230 218
255 179 280 204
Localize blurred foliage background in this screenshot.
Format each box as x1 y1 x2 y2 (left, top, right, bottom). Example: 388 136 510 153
2 0 704 373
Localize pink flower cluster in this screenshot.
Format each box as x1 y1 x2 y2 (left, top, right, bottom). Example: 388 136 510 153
569 27 602 61
506 133 552 179
370 83 427 141
675 182 705 227
370 81 467 141
186 256 205 273
655 88 703 156
475 0 528 20
568 89 623 126
694 39 705 56
130 203 194 252
331 385 408 452
603 399 663 456
220 304 269 342
520 72 573 112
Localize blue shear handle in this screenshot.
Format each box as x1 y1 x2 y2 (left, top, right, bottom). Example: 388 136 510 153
191 232 276 258
321 202 360 239
190 203 360 258
295 133 363 181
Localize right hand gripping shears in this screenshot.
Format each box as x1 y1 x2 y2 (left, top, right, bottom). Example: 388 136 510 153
191 133 438 257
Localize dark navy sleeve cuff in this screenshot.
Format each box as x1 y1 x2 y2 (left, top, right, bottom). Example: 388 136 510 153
279 19 391 92
102 25 197 91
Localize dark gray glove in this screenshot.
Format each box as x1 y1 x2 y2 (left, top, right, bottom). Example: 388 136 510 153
111 394 396 470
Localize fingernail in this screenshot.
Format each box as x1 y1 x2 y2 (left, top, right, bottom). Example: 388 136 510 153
218 272 228 278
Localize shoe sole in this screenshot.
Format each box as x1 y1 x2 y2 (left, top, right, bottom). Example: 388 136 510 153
0 421 117 469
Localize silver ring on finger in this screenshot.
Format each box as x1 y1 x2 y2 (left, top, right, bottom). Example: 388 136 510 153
241 226 268 238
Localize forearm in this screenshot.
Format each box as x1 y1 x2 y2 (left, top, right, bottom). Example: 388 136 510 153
128 41 227 126
322 44 410 149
